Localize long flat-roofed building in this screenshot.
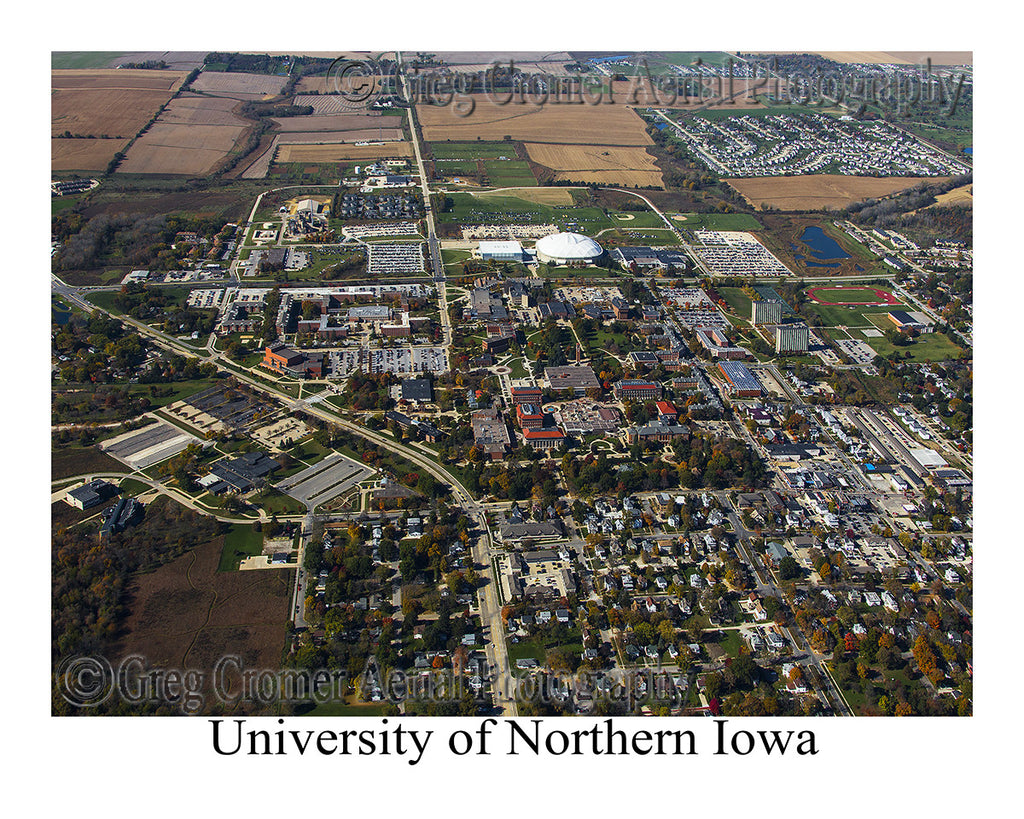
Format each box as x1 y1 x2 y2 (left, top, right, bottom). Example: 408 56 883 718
479 240 523 261
718 361 762 397
545 365 599 393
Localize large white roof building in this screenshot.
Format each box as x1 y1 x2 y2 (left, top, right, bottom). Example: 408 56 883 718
535 232 603 265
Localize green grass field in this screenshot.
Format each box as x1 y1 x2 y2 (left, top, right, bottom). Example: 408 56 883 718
258 488 307 516
482 159 537 186
52 446 128 481
810 286 894 304
865 331 967 363
803 295 904 329
217 523 265 572
717 286 754 319
672 212 764 231
430 141 518 159
52 52 127 69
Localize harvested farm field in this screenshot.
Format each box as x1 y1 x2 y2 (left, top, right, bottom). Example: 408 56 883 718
270 113 403 134
52 137 130 172
112 529 294 692
275 142 413 163
52 69 186 138
417 96 654 146
158 93 251 127
117 120 251 175
189 70 289 99
727 175 952 211
525 142 663 188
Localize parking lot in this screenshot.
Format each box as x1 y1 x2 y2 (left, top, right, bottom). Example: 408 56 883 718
100 420 200 470
275 452 376 508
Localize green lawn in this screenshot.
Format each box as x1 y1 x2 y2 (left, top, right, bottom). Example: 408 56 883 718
507 640 547 663
811 286 895 304
128 378 222 409
482 159 537 186
717 286 754 319
430 141 517 159
803 300 902 329
52 51 127 69
866 331 967 363
217 523 265 572
117 478 152 496
257 487 307 516
672 212 763 231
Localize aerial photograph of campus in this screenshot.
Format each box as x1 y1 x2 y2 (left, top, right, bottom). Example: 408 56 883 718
51 49 974 719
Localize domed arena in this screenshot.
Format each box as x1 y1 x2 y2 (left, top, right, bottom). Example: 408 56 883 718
535 232 603 265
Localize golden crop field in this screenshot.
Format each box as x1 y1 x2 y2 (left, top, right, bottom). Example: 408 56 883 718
52 69 187 138
274 142 413 163
727 175 953 211
417 95 653 146
52 137 130 172
525 143 664 188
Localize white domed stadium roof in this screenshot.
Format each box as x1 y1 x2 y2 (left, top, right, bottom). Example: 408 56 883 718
535 232 603 262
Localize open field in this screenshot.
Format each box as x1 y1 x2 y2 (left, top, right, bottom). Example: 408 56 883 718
670 212 763 231
270 113 400 133
52 52 129 70
863 329 967 363
430 141 518 159
807 286 899 305
52 70 186 138
52 137 130 172
417 96 653 146
728 175 952 211
158 93 250 127
274 142 412 163
114 530 293 684
52 446 129 481
928 184 973 208
475 187 575 205
117 120 250 175
189 70 288 98
524 142 663 187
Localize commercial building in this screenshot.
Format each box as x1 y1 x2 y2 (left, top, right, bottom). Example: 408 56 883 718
717 361 762 397
751 300 783 326
775 323 810 354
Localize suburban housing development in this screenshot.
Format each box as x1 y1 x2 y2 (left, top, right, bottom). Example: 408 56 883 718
52 48 973 720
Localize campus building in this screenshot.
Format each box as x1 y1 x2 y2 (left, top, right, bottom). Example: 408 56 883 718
775 324 810 354
751 300 783 326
